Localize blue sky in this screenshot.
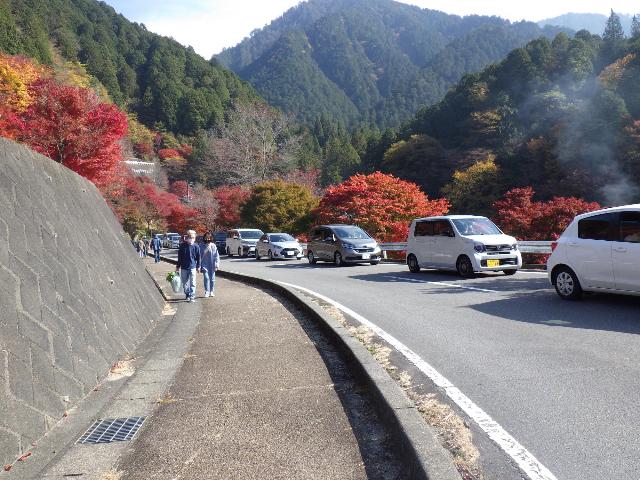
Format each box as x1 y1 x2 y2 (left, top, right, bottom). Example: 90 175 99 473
105 1 640 59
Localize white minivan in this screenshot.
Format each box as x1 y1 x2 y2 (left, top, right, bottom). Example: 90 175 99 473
547 205 640 300
225 228 264 257
406 215 522 277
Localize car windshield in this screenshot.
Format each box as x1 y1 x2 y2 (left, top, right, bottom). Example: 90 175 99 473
240 230 263 239
332 226 371 239
269 234 295 242
452 218 502 236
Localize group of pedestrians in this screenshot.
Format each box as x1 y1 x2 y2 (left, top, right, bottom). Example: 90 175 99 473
176 230 220 303
135 236 163 262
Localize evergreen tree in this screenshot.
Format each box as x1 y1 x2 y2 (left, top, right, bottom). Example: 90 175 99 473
604 10 625 41
631 15 640 39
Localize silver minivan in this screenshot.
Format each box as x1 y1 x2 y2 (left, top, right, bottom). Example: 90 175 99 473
307 225 382 266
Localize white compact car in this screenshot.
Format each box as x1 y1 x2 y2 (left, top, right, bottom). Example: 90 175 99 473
225 228 264 257
547 205 640 300
406 215 521 277
255 233 303 260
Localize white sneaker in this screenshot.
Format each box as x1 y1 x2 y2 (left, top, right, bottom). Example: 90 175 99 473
209 292 215 297
204 292 210 298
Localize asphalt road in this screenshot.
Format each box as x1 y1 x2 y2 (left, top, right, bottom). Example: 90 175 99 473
163 249 640 480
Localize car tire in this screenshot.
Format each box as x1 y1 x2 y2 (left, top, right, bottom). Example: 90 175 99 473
456 255 475 278
334 252 343 267
227 247 232 257
370 260 380 266
268 250 273 261
308 251 317 264
553 267 582 300
503 269 517 276
255 250 261 261
407 254 420 273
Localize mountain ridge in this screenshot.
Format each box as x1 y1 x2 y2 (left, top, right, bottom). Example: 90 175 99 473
217 0 570 128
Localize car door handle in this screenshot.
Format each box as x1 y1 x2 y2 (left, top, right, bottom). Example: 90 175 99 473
614 246 627 253
568 242 578 247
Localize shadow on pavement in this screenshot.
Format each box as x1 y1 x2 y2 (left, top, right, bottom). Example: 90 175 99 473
467 291 640 333
349 270 551 293
269 287 409 479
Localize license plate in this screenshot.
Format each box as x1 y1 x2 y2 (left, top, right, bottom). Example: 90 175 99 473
362 253 370 259
286 251 294 256
487 259 500 268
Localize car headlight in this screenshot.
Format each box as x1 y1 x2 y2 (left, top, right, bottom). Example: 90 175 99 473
373 246 381 253
511 244 518 251
342 243 356 249
474 243 486 253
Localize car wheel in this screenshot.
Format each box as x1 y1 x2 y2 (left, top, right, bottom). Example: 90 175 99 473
456 255 475 278
553 267 582 300
334 252 343 267
407 254 420 273
268 250 273 261
227 247 232 257
370 260 380 266
503 269 517 276
255 249 261 261
308 251 317 264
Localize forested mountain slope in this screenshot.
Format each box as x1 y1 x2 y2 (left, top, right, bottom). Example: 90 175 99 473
217 0 568 128
374 20 640 207
0 0 258 134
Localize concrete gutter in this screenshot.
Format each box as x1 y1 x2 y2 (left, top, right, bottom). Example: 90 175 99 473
216 267 461 480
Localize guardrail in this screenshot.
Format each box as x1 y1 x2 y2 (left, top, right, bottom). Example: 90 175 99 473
300 241 553 255
376 241 553 255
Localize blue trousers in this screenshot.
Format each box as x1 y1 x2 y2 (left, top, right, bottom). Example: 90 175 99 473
202 269 216 294
180 268 197 299
154 249 161 263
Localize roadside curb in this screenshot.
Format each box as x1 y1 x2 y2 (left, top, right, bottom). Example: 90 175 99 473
215 268 462 480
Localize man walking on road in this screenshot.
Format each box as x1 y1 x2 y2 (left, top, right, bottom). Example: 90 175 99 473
151 235 162 263
177 230 201 302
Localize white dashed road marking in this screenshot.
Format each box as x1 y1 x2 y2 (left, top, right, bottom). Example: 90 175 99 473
277 280 558 480
384 275 499 293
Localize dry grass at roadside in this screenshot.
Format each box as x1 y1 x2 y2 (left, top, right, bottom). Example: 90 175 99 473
100 470 123 480
318 301 483 480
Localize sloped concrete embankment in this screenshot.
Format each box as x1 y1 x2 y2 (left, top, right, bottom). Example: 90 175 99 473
0 139 163 466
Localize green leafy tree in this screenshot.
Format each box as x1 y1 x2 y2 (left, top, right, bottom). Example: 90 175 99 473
441 155 502 216
240 180 318 234
631 15 640 39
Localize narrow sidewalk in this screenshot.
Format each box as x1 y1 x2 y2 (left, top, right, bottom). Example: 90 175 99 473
116 259 372 479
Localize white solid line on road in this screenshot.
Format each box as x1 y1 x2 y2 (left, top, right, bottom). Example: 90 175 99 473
278 280 557 480
384 275 499 293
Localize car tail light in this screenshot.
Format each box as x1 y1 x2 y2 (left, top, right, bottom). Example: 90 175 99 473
551 241 558 252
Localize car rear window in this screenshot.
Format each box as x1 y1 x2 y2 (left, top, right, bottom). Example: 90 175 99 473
578 213 615 241
619 211 640 243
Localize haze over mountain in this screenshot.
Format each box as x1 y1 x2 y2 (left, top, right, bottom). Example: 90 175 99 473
539 12 633 36
216 0 569 129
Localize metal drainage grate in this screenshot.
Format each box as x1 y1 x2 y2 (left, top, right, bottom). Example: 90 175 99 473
76 417 146 445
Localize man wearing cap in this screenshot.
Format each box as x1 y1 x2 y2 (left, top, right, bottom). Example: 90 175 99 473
176 230 201 302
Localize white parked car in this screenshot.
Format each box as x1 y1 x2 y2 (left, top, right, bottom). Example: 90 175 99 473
163 233 180 249
547 205 640 300
225 228 264 257
406 215 522 277
255 233 303 260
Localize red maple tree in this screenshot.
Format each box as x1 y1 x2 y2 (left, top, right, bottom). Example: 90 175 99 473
493 187 601 240
315 172 450 242
212 185 250 229
15 78 128 186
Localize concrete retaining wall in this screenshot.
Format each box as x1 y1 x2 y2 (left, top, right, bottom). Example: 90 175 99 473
0 139 163 465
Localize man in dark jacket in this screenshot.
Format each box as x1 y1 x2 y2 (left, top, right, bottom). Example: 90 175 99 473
176 230 201 302
151 235 162 263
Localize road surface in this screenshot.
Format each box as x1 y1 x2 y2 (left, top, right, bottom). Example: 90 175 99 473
163 250 640 480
